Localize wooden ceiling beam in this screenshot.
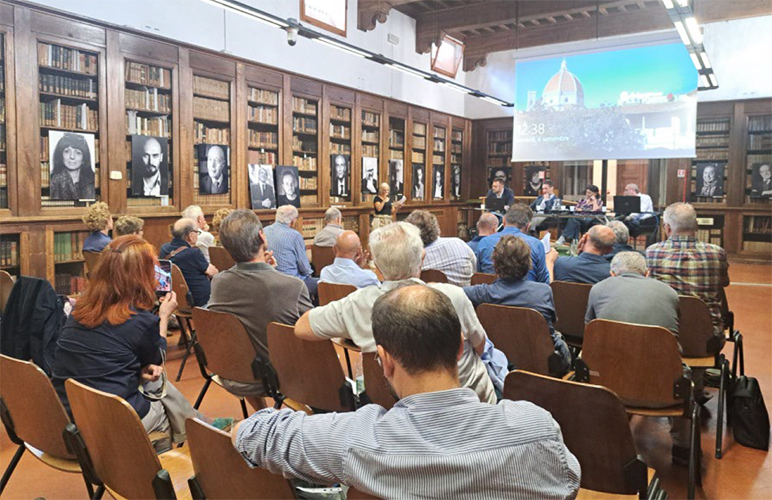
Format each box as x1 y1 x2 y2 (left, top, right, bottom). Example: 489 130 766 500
357 0 424 32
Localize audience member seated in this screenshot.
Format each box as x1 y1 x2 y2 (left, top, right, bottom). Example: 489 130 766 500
467 212 498 255
182 204 216 262
547 225 615 284
52 236 229 443
529 179 560 232
476 204 550 283
484 178 515 212
406 209 477 287
233 284 580 499
294 222 495 403
208 210 313 410
313 207 345 247
113 215 145 238
81 201 112 252
556 184 603 245
319 230 380 289
463 235 572 376
161 219 218 307
264 205 319 301
211 207 234 245
620 183 654 237
604 220 642 261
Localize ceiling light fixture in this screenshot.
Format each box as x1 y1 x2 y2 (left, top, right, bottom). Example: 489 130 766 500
663 1 717 90
199 0 288 28
313 37 370 58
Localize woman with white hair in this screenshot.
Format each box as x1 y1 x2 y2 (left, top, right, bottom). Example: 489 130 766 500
372 183 404 231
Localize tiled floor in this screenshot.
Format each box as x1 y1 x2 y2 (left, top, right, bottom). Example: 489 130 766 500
1 262 770 499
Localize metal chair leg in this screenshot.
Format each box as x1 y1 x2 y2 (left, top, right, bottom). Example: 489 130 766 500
91 484 105 500
193 378 212 410
716 356 728 459
0 443 25 494
687 404 701 500
83 474 95 498
240 398 249 419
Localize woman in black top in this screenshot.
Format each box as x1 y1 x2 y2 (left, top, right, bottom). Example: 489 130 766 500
372 183 404 230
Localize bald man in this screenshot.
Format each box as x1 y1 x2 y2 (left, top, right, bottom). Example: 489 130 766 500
546 225 615 284
319 230 380 289
467 212 499 255
161 218 218 306
201 145 228 194
134 136 168 197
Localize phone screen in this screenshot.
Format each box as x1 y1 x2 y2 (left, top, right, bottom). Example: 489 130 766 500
155 259 172 296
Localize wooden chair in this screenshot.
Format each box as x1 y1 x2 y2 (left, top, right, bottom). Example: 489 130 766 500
576 319 700 499
64 379 193 500
470 272 496 286
477 304 565 377
208 246 235 273
186 418 296 500
82 250 102 279
0 355 92 497
171 263 196 382
0 269 14 313
318 281 357 306
550 280 593 348
361 352 396 410
191 308 275 418
311 244 335 277
420 269 448 283
267 322 356 412
504 370 664 499
348 487 380 499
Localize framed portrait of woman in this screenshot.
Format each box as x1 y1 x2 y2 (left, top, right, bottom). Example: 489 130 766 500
48 131 96 201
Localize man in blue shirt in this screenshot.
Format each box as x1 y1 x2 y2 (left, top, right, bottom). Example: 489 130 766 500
161 219 218 306
547 225 615 284
467 212 498 256
264 205 319 301
476 204 551 283
320 231 380 289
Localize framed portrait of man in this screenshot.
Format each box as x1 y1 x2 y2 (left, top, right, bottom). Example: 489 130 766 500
412 164 425 200
451 165 462 200
694 162 724 199
275 165 301 208
488 167 511 188
131 135 169 198
389 159 404 197
48 130 96 201
330 154 351 199
524 165 545 196
750 162 772 198
198 144 229 195
362 157 378 195
249 164 276 209
432 165 445 200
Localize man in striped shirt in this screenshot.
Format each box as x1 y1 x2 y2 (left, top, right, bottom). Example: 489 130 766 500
233 284 581 499
406 209 477 286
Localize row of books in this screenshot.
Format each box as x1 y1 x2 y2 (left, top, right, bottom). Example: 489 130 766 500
489 130 511 142
742 240 772 253
127 196 168 207
54 232 86 262
0 101 4 123
389 150 404 160
696 150 728 161
330 124 350 140
300 217 323 239
248 150 276 164
389 130 404 147
248 130 278 149
0 163 6 186
292 136 317 153
293 156 317 170
293 116 317 133
697 120 730 133
362 145 378 157
40 100 98 131
41 197 88 207
433 128 446 139
744 216 772 234
248 104 278 124
362 112 380 127
433 139 445 152
330 106 351 122
330 143 351 155
488 143 512 155
452 130 463 142
126 87 171 113
696 135 729 148
0 67 4 92
194 96 230 122
293 97 317 115
362 130 379 143
126 62 171 89
696 228 722 246
55 273 87 296
193 75 229 100
126 112 171 137
248 88 278 105
300 195 317 206
451 154 461 164
0 239 18 267
433 154 444 164
39 74 97 98
38 43 97 75
748 134 772 150
413 136 426 150
412 152 425 163
299 176 318 190
40 162 101 189
487 157 510 167
413 123 426 136
748 115 772 132
451 144 462 154
0 187 8 208
193 123 230 145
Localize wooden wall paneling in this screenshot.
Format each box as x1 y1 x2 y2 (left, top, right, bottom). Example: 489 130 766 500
234 62 247 210
290 75 322 96
13 5 38 216
118 32 178 63
178 47 193 210
106 30 125 213
0 2 13 27
142 215 176 253
243 64 282 89
724 210 742 256
28 225 46 278
188 49 236 76
29 9 105 47
1 25 17 216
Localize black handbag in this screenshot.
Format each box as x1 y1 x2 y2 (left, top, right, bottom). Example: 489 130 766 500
729 336 770 450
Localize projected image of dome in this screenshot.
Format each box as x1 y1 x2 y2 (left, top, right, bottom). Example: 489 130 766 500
542 59 584 109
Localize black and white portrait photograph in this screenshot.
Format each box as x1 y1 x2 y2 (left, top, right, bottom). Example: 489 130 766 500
362 157 378 194
276 165 301 208
49 131 96 201
488 167 511 188
433 165 445 199
695 162 724 198
249 164 276 209
389 159 404 197
451 165 461 199
524 165 545 196
131 135 168 198
198 144 229 195
750 162 772 198
412 164 425 200
330 154 351 199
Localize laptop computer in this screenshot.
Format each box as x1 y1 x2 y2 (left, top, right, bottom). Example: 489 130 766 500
485 195 507 214
614 195 641 215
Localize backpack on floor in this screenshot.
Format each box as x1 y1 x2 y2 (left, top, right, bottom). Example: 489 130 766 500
729 335 770 450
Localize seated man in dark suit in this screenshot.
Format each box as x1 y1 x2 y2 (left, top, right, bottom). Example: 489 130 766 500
485 179 515 213
604 221 643 262
200 146 229 195
160 219 218 306
546 225 615 284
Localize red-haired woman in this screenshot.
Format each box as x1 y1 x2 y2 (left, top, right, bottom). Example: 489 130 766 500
52 235 231 444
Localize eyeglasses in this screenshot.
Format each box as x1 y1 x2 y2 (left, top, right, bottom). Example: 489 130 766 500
374 352 382 367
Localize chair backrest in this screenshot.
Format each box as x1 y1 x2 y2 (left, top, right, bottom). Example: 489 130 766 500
550 281 593 339
0 355 73 459
361 352 396 410
192 308 261 384
582 319 686 407
171 263 193 312
420 269 448 283
82 250 102 277
0 269 14 312
65 379 162 500
504 370 645 496
311 245 336 276
208 246 235 273
318 282 357 306
347 487 380 500
267 323 354 412
187 418 295 499
476 304 557 376
471 272 496 286
678 295 720 357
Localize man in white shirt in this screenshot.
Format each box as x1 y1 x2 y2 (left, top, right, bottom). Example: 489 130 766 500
313 207 345 247
622 183 654 238
182 204 215 263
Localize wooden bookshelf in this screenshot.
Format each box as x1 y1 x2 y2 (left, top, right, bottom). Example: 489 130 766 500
691 117 730 204
451 128 463 201
329 103 352 204
411 121 427 201
361 109 380 204
51 229 88 295
0 34 6 210
742 215 772 254
0 233 20 273
38 41 101 208
432 125 446 200
745 114 772 205
247 85 279 165
292 96 319 206
125 60 173 208
193 74 231 206
388 116 405 198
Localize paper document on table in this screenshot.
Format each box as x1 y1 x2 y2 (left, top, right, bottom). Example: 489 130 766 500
541 233 551 253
